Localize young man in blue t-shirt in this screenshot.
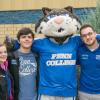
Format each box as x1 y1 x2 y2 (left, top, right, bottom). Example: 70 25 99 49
77 24 100 100
7 25 100 100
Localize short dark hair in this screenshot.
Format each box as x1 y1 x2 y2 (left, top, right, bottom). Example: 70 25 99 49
17 27 34 40
80 24 95 34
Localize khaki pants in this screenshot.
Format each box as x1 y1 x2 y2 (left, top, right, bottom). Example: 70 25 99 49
38 95 76 100
78 91 100 100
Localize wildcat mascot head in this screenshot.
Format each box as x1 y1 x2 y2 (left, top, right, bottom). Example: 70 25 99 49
35 6 82 38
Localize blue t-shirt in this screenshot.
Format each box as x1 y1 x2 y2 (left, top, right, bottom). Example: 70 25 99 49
13 34 100 96
77 43 100 94
31 36 82 97
18 51 37 100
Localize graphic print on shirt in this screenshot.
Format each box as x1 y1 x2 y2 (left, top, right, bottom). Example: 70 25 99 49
19 56 37 76
80 54 88 60
46 53 76 66
96 55 100 60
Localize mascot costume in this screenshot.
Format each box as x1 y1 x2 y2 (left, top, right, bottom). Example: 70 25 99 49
6 6 82 100
32 6 82 100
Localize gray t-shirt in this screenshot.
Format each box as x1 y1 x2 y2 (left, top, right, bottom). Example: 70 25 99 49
18 51 37 100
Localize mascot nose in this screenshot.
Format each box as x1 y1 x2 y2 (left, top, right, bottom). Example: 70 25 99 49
58 28 64 32
54 16 64 24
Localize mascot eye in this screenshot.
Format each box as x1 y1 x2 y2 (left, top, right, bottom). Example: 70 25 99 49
47 16 51 20
65 14 69 17
59 13 69 17
62 14 69 17
47 15 57 19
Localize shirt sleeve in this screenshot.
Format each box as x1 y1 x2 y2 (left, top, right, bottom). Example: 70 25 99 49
74 35 83 47
13 40 20 50
13 38 43 53
96 34 100 40
31 38 43 53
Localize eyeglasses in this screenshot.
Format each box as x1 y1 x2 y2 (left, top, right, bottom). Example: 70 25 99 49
81 32 93 38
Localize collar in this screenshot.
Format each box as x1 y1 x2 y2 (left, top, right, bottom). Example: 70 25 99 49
49 37 70 44
0 60 8 71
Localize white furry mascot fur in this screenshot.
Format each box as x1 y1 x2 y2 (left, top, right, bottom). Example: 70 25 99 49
35 6 81 41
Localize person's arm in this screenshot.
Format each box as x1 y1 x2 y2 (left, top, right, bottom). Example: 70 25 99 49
96 33 100 40
75 35 83 46
0 73 8 100
75 34 100 48
8 52 19 100
31 38 45 53
5 34 44 52
12 40 20 51
4 35 20 52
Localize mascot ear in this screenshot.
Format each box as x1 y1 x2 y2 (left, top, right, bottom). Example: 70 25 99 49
35 17 43 33
42 7 51 15
64 6 73 13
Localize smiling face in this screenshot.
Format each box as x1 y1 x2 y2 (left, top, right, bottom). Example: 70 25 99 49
36 7 81 37
80 27 96 46
0 45 7 64
17 27 34 52
19 33 33 50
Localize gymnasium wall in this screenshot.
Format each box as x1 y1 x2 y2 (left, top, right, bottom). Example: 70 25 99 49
0 0 97 42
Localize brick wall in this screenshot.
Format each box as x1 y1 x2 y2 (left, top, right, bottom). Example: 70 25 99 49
0 24 35 42
0 8 95 42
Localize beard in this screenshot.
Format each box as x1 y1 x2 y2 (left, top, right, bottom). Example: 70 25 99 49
86 39 96 46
